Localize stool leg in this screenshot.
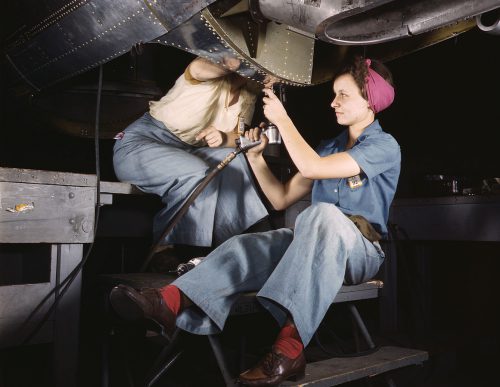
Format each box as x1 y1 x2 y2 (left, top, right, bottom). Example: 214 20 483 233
239 336 247 372
348 303 376 349
144 351 183 387
351 313 362 352
208 335 237 387
348 304 398 387
143 329 182 387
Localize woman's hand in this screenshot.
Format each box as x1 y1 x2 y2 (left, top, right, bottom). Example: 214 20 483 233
196 126 225 147
262 88 289 126
222 56 241 72
245 124 268 159
263 75 278 89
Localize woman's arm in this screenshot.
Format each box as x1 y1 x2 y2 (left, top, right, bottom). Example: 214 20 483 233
262 88 360 179
188 57 240 81
246 131 313 210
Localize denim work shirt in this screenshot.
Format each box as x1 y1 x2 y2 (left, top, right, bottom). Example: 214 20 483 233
312 120 401 236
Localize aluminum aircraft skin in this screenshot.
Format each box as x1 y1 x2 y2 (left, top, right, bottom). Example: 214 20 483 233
4 0 500 92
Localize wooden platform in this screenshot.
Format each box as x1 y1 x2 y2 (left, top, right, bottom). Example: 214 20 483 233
283 346 428 386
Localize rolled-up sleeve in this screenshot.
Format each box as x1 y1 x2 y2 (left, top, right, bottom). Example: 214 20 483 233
347 134 400 178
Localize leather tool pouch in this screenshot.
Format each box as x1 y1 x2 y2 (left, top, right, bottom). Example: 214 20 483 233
346 215 382 242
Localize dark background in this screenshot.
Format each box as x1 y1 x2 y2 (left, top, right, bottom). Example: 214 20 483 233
1 21 500 387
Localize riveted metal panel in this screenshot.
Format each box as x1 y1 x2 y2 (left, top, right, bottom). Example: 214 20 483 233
157 8 316 86
143 0 215 30
5 0 168 91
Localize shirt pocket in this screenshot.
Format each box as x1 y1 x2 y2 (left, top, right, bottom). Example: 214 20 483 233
341 177 372 212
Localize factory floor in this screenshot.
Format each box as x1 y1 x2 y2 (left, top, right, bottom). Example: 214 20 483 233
1 302 498 387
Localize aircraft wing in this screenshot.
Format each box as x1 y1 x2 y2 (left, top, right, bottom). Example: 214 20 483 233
4 0 500 93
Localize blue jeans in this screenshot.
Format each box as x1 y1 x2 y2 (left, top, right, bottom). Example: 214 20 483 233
113 113 268 246
174 202 385 346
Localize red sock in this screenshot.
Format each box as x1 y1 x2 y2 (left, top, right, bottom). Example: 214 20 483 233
273 324 303 359
159 285 182 316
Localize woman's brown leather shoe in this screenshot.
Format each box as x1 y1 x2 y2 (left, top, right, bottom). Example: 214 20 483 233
238 348 306 386
109 284 176 338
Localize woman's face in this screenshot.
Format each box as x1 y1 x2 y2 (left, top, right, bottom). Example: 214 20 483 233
331 73 371 127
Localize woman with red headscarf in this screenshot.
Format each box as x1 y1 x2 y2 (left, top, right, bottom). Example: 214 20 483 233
110 56 400 387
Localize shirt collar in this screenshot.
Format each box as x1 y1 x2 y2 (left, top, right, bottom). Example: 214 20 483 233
357 119 382 142
322 119 382 150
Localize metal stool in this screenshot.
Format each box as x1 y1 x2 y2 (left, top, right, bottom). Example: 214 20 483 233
100 272 386 387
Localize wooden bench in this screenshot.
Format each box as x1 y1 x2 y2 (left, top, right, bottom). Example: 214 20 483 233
0 167 140 387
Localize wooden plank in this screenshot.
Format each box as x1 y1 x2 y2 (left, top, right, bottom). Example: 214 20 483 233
0 167 142 195
0 319 54 347
338 281 383 293
283 346 429 386
100 181 142 195
53 244 82 387
0 283 55 347
0 182 95 243
334 280 383 302
99 193 114 206
0 167 96 187
0 255 57 347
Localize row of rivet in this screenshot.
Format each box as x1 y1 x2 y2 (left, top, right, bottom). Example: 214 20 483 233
260 27 313 83
203 14 307 85
14 0 144 47
28 6 153 75
50 0 161 88
156 15 306 86
27 0 89 38
7 0 89 50
45 46 129 90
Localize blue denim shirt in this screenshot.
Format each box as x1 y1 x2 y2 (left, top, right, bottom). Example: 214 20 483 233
311 120 400 236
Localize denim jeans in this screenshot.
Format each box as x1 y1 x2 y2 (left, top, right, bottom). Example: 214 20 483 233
174 202 385 346
113 113 268 246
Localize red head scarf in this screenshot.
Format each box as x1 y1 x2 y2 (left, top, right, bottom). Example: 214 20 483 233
365 59 395 113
